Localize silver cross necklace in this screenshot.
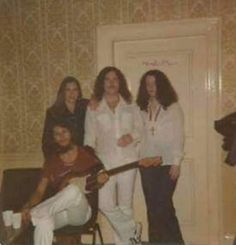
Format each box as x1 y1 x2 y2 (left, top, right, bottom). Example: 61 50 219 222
148 104 161 136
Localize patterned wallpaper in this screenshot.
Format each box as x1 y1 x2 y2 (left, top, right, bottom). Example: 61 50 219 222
0 0 236 155
0 0 236 233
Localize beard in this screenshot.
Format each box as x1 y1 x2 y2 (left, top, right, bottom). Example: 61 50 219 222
55 142 74 154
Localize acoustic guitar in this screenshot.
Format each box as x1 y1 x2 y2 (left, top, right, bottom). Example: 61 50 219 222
86 161 139 191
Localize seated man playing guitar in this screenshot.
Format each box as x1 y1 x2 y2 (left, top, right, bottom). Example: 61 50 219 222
21 121 108 245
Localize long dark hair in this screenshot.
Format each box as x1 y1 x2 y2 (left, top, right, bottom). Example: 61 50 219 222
52 76 82 110
136 69 178 111
93 66 132 104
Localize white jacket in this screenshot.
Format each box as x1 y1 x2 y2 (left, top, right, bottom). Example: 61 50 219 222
84 97 142 169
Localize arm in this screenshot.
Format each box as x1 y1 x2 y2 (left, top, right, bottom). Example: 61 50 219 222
84 108 97 149
117 105 144 147
76 98 89 146
169 104 185 180
131 104 144 145
171 103 185 166
23 177 49 209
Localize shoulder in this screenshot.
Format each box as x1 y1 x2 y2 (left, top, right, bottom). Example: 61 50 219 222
88 100 106 114
165 103 184 122
75 98 89 117
122 102 139 111
128 102 138 108
166 102 183 113
86 106 99 116
46 104 67 118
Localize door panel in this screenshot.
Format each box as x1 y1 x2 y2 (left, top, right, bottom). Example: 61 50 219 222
97 19 221 245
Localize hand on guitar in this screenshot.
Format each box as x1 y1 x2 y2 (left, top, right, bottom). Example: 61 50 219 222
139 156 162 168
97 171 109 185
86 170 109 192
86 161 139 191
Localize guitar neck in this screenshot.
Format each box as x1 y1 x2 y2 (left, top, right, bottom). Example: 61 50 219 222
107 161 139 176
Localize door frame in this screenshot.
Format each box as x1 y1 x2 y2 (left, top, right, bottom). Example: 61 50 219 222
96 18 222 245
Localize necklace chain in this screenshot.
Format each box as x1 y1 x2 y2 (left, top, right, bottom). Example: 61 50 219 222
148 105 161 135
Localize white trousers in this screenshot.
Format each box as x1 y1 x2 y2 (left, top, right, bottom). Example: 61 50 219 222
30 184 91 245
99 169 137 245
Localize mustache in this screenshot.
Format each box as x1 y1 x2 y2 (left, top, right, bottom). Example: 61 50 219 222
55 143 74 154
106 85 119 89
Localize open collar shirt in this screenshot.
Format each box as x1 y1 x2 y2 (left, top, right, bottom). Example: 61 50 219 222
84 97 142 169
140 102 185 166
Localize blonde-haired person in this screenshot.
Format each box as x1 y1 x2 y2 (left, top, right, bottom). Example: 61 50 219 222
42 76 88 159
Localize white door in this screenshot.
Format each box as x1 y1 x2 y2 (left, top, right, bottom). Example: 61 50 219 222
97 18 221 245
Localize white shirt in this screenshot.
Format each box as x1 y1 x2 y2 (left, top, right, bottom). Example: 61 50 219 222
140 102 184 166
84 97 142 169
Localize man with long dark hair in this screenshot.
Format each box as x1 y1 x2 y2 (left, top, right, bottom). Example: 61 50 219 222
85 66 142 245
